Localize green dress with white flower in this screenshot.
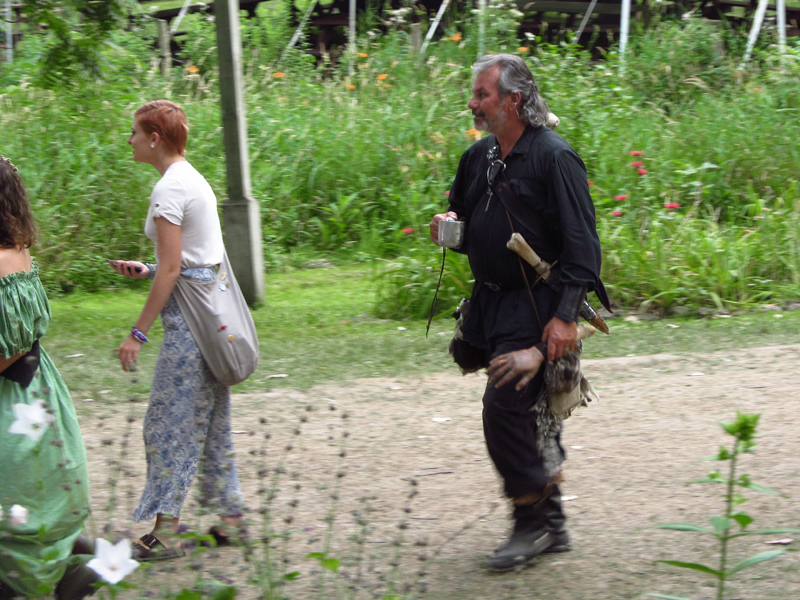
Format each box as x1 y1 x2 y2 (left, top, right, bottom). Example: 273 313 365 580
0 263 90 597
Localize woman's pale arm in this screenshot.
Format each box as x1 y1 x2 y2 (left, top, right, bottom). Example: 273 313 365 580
118 217 182 371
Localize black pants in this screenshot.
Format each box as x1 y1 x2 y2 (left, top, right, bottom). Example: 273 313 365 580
482 346 563 499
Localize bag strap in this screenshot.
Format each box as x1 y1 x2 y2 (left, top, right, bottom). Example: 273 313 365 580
488 150 612 313
425 248 447 338
487 147 544 330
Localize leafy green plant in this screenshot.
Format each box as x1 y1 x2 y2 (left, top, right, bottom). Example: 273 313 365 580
2 13 800 315
650 412 800 600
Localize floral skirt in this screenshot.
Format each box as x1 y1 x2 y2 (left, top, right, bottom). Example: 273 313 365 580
132 268 243 522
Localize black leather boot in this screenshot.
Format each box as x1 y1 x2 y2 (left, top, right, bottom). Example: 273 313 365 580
54 536 99 600
54 563 99 600
542 486 571 553
0 582 18 600
487 502 553 571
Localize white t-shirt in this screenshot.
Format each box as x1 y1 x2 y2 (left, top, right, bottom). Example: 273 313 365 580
144 161 225 268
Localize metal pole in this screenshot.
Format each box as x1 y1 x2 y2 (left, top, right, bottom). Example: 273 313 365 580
573 0 598 45
215 0 265 305
4 0 12 63
349 0 356 52
619 0 631 58
776 0 786 54
421 0 453 56
282 0 319 61
170 0 196 33
157 19 172 77
741 0 769 66
478 0 486 57
411 22 422 54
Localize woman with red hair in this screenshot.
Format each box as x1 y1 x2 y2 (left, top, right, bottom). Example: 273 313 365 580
109 100 244 560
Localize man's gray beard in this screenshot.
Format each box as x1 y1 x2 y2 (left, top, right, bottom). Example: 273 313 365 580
474 110 507 134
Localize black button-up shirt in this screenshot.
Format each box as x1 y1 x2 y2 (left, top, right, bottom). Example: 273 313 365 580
446 125 605 353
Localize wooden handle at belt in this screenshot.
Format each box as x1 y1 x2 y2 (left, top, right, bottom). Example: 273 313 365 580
507 232 610 334
507 232 550 278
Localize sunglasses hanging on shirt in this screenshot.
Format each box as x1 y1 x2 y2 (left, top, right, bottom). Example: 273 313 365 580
485 145 505 212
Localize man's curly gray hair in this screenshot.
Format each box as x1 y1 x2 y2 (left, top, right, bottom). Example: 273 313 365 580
472 54 549 127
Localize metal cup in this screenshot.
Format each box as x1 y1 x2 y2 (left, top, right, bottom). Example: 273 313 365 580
438 218 464 249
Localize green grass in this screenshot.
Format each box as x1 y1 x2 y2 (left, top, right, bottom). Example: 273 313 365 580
45 265 800 403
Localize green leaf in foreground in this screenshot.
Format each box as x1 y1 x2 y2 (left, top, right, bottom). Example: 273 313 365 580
657 561 722 578
726 550 785 576
730 512 753 529
729 527 800 538
656 524 709 533
306 552 340 572
211 584 237 600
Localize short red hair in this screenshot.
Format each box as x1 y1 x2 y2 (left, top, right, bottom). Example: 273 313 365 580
134 100 188 155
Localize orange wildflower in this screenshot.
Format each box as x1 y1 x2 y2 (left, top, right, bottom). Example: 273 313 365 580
273 72 285 78
517 47 529 53
358 53 369 58
185 65 199 74
466 129 481 141
347 84 356 90
377 74 388 80
450 33 463 42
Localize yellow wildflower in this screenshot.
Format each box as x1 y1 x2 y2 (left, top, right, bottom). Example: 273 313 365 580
466 128 481 141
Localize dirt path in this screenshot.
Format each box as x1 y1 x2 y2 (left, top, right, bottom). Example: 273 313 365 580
80 345 800 600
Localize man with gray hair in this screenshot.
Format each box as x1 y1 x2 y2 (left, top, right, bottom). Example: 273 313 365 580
429 54 609 571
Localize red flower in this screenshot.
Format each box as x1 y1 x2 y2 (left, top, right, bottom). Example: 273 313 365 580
614 195 627 201
612 210 623 217
664 202 680 209
630 161 644 167
630 151 643 156
588 180 595 186
402 227 414 234
444 190 450 196
742 229 751 236
637 168 648 175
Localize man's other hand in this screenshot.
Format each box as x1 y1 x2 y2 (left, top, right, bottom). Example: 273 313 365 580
542 316 577 361
429 211 459 244
487 346 545 391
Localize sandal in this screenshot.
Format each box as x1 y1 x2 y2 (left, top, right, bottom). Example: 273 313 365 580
132 534 185 562
207 525 249 548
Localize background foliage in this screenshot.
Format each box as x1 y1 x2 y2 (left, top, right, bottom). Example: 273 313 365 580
1 5 799 316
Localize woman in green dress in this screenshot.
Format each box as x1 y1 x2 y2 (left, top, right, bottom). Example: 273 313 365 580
0 155 96 599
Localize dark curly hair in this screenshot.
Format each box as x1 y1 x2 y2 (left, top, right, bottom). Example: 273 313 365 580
0 156 38 249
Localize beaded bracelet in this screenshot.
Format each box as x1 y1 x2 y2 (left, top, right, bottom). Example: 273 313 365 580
131 327 149 343
145 263 156 280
